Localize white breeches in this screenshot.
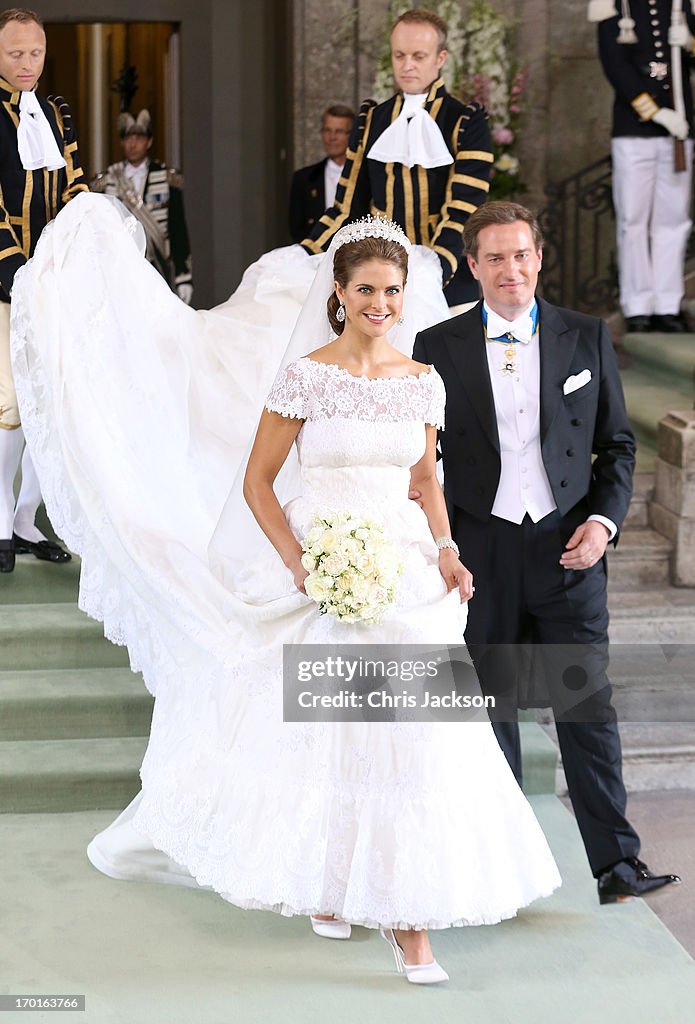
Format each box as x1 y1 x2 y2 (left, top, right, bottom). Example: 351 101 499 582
0 304 43 541
611 136 693 317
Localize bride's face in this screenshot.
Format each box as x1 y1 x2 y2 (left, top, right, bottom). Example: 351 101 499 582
336 259 405 337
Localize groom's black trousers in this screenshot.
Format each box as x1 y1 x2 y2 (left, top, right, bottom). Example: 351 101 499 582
454 505 640 876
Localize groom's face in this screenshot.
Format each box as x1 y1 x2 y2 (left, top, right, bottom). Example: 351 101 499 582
467 221 542 320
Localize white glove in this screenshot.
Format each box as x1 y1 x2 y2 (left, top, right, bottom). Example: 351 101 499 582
668 21 691 49
176 283 193 305
652 107 690 140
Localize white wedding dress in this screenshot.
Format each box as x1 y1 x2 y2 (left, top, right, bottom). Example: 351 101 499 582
10 194 560 929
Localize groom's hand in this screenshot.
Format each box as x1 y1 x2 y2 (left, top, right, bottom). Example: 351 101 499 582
560 520 610 570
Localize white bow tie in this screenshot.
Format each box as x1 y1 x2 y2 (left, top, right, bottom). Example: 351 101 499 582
484 303 537 344
17 90 67 172
367 92 454 169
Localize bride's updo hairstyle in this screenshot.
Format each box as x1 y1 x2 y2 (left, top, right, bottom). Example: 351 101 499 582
327 217 410 335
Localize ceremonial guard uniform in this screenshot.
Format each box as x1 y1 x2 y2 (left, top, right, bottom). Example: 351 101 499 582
0 74 87 570
592 0 695 331
92 159 193 297
92 110 193 300
302 78 493 307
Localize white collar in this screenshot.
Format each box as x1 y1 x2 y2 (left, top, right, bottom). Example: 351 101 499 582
17 90 66 172
124 159 149 177
366 91 453 169
484 300 538 344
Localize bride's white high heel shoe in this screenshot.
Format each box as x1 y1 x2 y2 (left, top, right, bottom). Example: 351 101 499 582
310 915 352 940
379 927 449 984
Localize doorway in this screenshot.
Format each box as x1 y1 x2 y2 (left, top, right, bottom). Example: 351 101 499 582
42 22 181 182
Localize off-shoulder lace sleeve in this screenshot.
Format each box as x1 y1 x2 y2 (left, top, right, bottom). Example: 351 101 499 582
265 360 311 419
424 368 446 428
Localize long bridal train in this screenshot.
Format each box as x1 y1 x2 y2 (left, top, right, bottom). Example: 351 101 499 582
10 193 560 930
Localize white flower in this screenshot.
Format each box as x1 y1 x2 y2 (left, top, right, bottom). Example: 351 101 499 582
495 153 519 174
323 551 349 576
305 574 333 603
301 510 403 623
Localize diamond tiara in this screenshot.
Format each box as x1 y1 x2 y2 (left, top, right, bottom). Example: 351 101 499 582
333 215 412 253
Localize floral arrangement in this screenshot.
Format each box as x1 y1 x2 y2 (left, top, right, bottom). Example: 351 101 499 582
458 0 528 199
372 1 529 200
301 511 403 624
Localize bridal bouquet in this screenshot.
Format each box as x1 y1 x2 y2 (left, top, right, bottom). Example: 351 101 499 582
300 512 403 624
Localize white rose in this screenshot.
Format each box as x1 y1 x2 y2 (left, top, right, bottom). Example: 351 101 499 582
323 551 348 576
301 552 317 572
318 529 339 553
305 574 333 603
367 584 388 606
336 569 356 593
354 551 375 574
304 526 324 548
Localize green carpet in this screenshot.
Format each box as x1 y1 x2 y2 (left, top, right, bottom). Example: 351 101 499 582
0 797 692 1024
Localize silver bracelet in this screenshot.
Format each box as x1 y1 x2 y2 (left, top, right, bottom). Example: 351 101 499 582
435 536 459 556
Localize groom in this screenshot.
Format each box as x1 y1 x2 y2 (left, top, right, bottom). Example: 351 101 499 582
413 200 680 904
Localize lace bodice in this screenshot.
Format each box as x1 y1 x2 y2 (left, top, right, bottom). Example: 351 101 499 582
266 356 443 463
265 358 445 508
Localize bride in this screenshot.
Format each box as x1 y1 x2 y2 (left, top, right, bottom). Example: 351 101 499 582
10 199 560 984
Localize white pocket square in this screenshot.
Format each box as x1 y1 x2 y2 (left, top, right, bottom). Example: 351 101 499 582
563 369 592 395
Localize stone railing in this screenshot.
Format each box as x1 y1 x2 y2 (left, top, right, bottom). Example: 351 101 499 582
651 412 695 586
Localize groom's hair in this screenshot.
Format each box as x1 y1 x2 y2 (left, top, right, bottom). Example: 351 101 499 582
0 8 43 31
392 8 448 51
328 236 409 335
463 201 544 259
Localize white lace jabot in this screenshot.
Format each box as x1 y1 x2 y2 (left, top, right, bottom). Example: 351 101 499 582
367 93 453 170
17 90 67 171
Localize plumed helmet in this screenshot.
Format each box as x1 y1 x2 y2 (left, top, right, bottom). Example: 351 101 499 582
118 109 153 139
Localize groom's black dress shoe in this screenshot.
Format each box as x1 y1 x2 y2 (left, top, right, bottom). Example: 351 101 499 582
0 540 15 573
12 534 71 563
597 857 681 905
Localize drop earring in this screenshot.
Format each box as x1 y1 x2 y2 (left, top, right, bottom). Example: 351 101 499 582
397 315 404 325
336 304 346 323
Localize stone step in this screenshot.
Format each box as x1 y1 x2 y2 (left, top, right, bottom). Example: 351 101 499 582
0 736 147 813
624 472 654 528
607 585 695 642
552 723 695 795
0 604 129 671
620 364 690 471
0 554 80 604
0 668 153 741
622 332 695 393
606 527 672 588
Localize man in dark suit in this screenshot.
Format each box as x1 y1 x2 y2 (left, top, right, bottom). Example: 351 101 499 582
302 7 493 308
288 104 354 243
413 200 680 903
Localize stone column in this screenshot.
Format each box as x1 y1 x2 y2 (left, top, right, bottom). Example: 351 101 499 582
650 411 695 586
